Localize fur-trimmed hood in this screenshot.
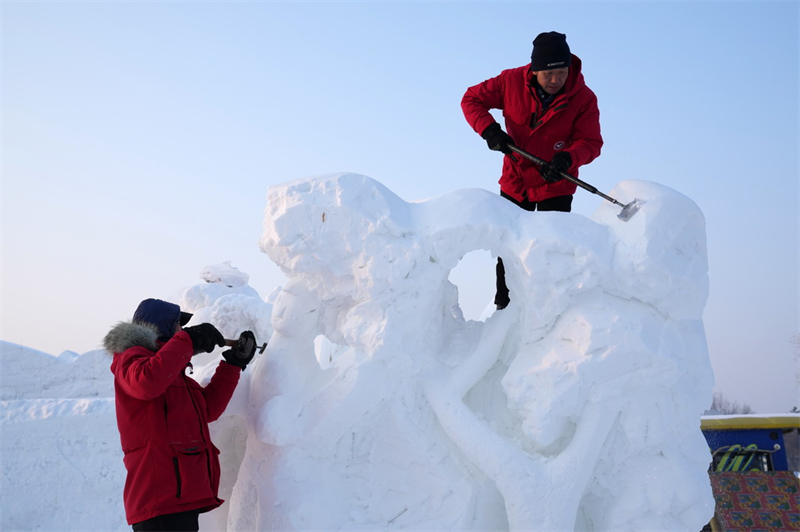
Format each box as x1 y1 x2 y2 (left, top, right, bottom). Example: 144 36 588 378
103 321 160 355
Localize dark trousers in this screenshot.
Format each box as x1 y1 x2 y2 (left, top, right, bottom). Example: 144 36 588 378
495 193 573 309
132 510 200 532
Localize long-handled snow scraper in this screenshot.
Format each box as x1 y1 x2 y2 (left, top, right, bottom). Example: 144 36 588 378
507 145 643 221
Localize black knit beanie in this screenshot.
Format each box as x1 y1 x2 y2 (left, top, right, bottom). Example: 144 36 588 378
531 32 571 71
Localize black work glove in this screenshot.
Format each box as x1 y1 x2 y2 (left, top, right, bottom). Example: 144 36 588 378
222 330 257 370
183 323 225 355
541 152 572 183
481 123 515 155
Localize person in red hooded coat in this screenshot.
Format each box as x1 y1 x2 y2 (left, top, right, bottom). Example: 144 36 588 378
461 31 603 308
104 298 256 532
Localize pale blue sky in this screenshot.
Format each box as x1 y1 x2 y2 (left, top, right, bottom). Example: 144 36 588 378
2 1 798 413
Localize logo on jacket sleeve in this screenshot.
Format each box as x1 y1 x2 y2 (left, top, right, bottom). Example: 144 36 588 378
554 141 565 150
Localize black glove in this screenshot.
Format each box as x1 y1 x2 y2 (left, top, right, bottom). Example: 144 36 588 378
222 330 257 370
183 323 225 355
481 123 515 155
541 152 572 183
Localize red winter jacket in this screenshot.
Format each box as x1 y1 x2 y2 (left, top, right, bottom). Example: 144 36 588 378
462 54 603 203
105 322 240 525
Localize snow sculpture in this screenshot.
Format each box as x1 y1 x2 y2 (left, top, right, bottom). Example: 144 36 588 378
199 261 252 288
179 262 273 365
226 173 714 531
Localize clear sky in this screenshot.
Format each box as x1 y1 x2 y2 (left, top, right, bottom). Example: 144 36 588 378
2 1 798 413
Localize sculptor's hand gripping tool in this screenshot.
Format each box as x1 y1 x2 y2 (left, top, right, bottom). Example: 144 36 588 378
507 145 644 221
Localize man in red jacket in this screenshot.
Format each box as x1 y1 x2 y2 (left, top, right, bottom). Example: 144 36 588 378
104 298 256 532
461 31 603 308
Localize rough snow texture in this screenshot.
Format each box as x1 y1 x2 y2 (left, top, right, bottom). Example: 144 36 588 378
225 173 716 531
0 342 125 531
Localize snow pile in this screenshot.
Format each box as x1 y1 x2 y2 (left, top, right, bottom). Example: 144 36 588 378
222 173 715 531
0 342 125 531
1 343 113 400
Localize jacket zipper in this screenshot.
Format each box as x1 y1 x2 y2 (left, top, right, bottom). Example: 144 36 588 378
182 373 217 493
182 373 206 441
173 457 182 498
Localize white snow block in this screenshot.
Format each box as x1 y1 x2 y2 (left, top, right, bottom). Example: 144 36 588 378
225 173 715 531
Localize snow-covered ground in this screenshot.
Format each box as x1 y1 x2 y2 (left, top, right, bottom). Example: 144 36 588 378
1 175 717 531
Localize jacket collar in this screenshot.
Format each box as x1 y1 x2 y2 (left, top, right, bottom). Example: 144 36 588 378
104 321 160 355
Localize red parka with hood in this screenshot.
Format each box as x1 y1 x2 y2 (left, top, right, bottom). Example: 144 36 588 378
462 54 603 203
104 321 240 525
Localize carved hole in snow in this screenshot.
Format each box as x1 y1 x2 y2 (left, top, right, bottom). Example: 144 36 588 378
314 334 338 369
447 249 496 322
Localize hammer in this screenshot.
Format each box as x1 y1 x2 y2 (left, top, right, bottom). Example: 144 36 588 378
225 337 268 354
